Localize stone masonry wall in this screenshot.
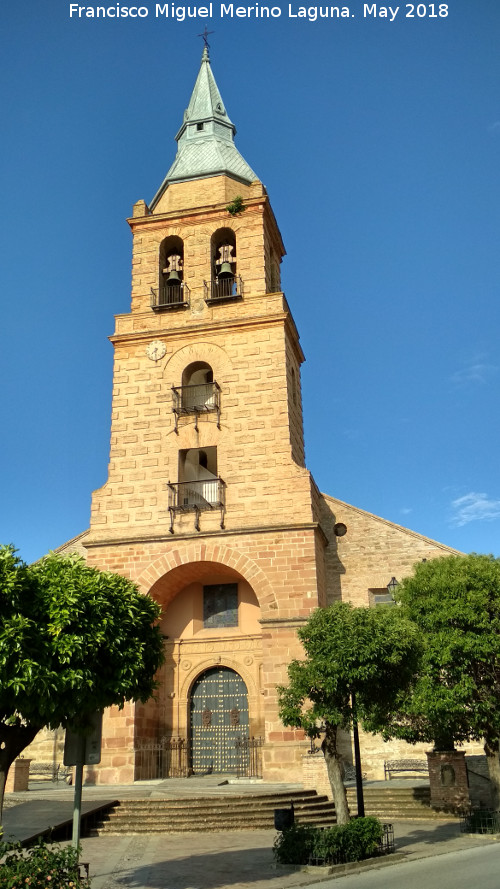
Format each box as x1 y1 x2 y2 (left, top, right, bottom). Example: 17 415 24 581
130 178 281 315
89 299 313 541
320 495 460 607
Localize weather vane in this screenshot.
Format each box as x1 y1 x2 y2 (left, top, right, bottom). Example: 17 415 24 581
198 27 214 49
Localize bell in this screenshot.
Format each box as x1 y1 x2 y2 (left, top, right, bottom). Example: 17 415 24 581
218 261 233 279
166 269 181 285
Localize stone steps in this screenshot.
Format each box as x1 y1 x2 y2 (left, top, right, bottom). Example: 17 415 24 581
90 790 337 835
90 785 456 835
102 794 329 815
346 786 457 820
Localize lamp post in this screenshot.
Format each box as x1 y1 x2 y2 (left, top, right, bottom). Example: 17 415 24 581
351 690 365 818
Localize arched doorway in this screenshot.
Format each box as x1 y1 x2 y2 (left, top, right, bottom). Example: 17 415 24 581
190 666 249 774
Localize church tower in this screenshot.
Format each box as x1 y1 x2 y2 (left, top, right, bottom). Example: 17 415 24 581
85 46 328 784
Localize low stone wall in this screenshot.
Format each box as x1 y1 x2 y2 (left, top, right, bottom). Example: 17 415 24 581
5 759 31 793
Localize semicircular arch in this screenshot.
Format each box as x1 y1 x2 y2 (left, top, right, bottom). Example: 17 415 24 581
163 341 233 387
180 658 259 702
136 543 277 613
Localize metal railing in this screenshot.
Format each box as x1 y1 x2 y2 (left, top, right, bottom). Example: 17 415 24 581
307 823 395 866
204 275 242 304
168 478 226 532
134 735 262 780
135 737 188 780
235 736 264 778
150 282 190 311
172 382 221 432
460 808 500 834
168 478 225 511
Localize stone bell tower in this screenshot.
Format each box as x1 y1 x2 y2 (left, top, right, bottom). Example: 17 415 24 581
85 46 328 784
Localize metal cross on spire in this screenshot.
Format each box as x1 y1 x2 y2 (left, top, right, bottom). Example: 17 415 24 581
198 26 214 52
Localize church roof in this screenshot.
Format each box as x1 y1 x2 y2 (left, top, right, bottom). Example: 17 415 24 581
150 47 258 209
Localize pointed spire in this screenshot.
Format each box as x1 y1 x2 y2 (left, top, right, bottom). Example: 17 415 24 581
180 45 234 134
150 50 257 209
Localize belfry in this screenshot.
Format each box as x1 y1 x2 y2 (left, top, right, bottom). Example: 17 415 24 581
49 48 456 785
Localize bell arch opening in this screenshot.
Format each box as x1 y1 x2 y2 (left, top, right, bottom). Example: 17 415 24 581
152 235 187 310
208 228 240 301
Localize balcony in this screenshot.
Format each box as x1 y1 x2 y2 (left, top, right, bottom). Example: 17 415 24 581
204 275 243 305
172 382 221 432
150 283 190 312
168 478 226 531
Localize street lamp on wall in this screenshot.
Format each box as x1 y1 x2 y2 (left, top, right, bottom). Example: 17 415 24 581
387 577 399 598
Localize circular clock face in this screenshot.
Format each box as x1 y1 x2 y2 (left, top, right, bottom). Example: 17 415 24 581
146 340 166 361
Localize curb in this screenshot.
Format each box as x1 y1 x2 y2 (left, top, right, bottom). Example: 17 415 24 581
274 851 406 879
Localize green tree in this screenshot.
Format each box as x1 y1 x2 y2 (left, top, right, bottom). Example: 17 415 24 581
277 603 421 823
0 546 164 817
388 554 500 807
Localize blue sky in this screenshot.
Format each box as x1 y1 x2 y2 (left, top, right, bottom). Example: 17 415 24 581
1 1 499 563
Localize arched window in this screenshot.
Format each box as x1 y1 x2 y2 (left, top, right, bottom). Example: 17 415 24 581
182 361 214 390
151 236 189 310
172 361 221 432
205 228 242 303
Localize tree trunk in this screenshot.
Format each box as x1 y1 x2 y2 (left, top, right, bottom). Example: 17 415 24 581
484 739 500 811
321 721 350 825
0 722 40 821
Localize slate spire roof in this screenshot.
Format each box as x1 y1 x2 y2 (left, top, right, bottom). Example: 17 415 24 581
150 46 257 208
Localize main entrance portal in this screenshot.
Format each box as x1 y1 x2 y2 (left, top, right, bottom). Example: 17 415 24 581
190 666 249 774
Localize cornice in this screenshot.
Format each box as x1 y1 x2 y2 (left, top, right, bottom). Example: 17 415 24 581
259 617 308 628
109 304 289 345
127 193 269 232
84 521 324 550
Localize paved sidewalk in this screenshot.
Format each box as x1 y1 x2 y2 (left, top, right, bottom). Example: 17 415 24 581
3 780 500 888
76 822 500 889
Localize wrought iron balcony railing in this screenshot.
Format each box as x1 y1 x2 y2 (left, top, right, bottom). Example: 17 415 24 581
204 275 243 304
150 282 190 311
168 478 226 532
168 478 225 511
172 382 221 432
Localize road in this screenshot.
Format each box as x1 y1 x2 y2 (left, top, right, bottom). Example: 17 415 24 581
308 843 500 889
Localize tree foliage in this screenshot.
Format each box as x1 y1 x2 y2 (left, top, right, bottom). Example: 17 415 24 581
0 545 164 815
273 817 383 865
387 554 500 805
278 602 421 823
0 837 89 889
